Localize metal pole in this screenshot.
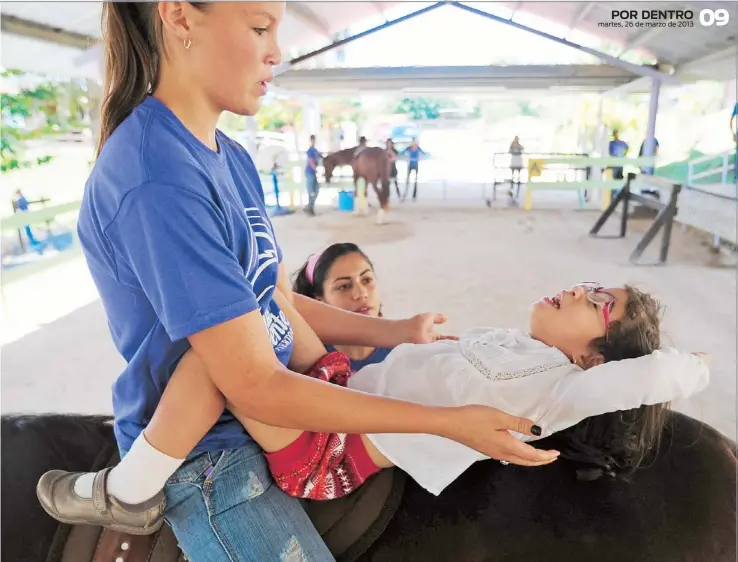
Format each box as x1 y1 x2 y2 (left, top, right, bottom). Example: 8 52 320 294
642 77 661 175
289 3 445 66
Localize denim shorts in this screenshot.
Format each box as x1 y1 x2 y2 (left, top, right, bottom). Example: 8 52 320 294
163 441 335 562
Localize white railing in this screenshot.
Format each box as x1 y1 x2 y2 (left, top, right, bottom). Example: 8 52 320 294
686 149 736 185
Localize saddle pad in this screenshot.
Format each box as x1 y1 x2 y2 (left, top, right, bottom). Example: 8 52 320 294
306 467 406 562
52 464 405 562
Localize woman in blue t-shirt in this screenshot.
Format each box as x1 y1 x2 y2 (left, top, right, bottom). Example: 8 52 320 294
293 243 393 372
36 4 554 560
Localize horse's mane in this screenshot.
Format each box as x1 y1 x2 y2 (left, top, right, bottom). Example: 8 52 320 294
538 406 673 482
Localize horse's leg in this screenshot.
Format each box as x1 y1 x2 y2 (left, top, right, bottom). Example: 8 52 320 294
355 176 368 216
377 188 390 225
366 176 384 224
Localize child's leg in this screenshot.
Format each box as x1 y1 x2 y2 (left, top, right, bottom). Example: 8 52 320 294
36 346 226 534
68 351 226 505
87 288 326 500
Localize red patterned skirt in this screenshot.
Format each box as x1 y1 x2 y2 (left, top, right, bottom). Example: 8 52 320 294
264 351 382 500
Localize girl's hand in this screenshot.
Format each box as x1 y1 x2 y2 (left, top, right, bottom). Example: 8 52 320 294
394 313 459 345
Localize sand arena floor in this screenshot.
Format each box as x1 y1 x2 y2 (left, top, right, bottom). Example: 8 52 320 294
2 201 736 440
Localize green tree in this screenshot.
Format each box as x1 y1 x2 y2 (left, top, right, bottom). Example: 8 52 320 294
392 97 447 120
321 98 365 128
1 71 90 173
254 99 301 131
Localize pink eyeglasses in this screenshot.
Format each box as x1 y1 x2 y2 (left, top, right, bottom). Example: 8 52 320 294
576 282 616 336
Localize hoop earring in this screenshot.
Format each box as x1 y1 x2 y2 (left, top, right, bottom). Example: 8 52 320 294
183 38 192 50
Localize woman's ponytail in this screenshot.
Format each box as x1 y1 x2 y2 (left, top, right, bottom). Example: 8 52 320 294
97 3 161 155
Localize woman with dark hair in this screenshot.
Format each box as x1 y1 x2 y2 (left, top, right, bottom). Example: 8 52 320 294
293 243 393 371
35 5 553 559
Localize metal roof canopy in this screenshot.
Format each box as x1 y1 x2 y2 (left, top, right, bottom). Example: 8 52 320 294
1 1 736 82
272 65 640 95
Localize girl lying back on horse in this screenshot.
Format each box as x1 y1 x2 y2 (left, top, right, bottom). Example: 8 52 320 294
172 281 708 499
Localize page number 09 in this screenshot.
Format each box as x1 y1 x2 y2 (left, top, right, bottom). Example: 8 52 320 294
699 9 729 26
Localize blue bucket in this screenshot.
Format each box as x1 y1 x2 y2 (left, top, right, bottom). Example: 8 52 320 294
338 190 354 212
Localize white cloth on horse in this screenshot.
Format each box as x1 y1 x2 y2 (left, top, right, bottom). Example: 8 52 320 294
354 146 367 158
347 327 709 496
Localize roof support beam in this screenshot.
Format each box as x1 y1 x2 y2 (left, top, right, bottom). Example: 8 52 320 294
285 3 332 39
0 14 96 50
288 2 445 67
450 2 679 85
565 2 595 37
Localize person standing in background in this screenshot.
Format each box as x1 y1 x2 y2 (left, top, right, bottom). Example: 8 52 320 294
386 138 400 199
401 137 426 201
638 137 659 176
608 130 629 180
13 188 40 248
305 134 321 216
508 136 524 200
270 156 281 210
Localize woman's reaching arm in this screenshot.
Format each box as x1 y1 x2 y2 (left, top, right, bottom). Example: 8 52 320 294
292 292 455 348
188 308 557 465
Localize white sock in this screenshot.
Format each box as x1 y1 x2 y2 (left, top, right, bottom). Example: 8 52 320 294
73 432 185 505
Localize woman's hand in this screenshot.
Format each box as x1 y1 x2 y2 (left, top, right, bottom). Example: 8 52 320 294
443 405 560 466
395 312 459 345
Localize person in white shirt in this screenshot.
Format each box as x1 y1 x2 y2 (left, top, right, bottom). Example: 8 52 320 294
166 281 710 500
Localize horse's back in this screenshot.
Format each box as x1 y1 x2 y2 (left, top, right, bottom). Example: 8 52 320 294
362 412 737 562
1 414 115 562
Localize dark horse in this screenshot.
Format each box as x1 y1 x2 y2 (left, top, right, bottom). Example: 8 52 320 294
2 411 735 562
323 147 391 221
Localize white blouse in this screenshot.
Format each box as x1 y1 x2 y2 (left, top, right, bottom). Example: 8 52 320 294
347 327 709 496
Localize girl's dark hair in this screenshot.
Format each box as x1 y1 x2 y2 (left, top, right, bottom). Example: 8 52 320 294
293 243 374 299
544 285 672 482
97 3 206 155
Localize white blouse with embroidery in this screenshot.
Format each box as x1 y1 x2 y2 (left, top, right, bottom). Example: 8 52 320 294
347 327 710 496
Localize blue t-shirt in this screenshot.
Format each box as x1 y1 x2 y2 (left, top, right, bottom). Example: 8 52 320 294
326 346 393 373
609 139 629 157
15 195 29 211
77 96 294 454
402 146 425 166
305 146 321 176
732 103 738 118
